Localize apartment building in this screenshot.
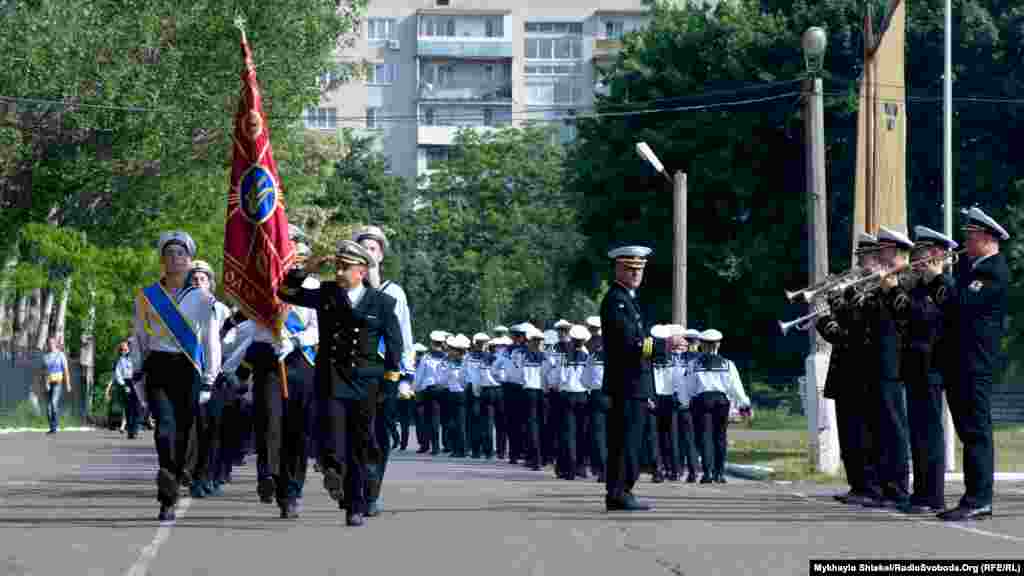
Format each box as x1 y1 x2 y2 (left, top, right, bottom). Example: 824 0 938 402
305 0 652 184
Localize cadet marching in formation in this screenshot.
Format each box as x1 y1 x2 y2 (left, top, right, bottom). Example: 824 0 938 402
813 206 1009 522
124 205 1007 523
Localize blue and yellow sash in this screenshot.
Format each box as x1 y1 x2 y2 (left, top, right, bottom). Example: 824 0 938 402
141 282 205 374
285 308 316 366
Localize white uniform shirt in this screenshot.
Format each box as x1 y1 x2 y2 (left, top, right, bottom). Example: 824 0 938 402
553 349 588 393
684 354 750 409
222 320 256 375
670 353 692 408
446 357 466 393
476 353 500 389
652 346 674 396
521 350 545 391
414 351 448 392
543 352 563 392
380 280 414 374
133 283 220 386
114 355 134 387
582 350 605 391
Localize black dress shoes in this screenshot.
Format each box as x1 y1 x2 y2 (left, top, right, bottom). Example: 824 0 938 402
700 475 714 484
346 512 365 527
937 505 992 521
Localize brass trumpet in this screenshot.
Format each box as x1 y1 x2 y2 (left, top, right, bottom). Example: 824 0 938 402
778 300 832 336
785 266 869 304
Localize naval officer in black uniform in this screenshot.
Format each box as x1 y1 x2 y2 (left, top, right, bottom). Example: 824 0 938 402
601 245 683 512
939 207 1010 521
278 240 402 527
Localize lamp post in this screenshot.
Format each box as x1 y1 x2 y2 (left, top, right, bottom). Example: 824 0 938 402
636 142 687 326
800 26 840 474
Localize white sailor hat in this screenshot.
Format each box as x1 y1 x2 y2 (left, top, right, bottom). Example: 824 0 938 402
961 206 1010 241
585 316 601 329
699 329 723 342
569 325 591 341
650 325 670 339
553 319 572 330
158 231 196 257
913 226 958 251
517 322 538 335
190 259 214 278
490 336 512 347
429 330 448 343
472 332 491 343
608 245 652 269
876 227 915 251
684 328 702 340
413 343 428 353
493 325 510 334
509 323 527 335
288 224 307 243
526 327 546 341
543 329 559 346
446 333 471 350
352 225 389 252
854 232 880 253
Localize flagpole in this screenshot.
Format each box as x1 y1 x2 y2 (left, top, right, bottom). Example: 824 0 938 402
942 0 957 472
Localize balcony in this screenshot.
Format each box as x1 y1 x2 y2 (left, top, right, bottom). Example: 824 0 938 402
592 37 623 60
419 81 511 102
417 37 514 59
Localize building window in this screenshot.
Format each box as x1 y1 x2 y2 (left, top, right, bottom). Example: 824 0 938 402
604 20 624 39
485 16 503 37
483 108 494 126
524 37 581 60
366 107 380 130
435 0 450 6
526 80 581 105
420 16 456 37
423 107 436 125
366 63 396 85
304 107 337 130
367 18 396 41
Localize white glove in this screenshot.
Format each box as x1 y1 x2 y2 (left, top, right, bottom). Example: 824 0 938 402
199 391 212 405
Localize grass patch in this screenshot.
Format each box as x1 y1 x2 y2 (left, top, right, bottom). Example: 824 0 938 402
747 407 807 431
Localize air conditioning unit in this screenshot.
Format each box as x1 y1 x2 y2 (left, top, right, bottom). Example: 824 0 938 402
388 39 400 50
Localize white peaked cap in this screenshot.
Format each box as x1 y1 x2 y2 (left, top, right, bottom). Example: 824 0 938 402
446 333 471 350
585 316 601 329
553 319 572 329
569 325 591 341
413 343 428 352
429 330 448 343
700 329 723 342
472 332 491 343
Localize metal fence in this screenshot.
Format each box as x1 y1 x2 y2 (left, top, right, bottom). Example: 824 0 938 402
0 347 87 418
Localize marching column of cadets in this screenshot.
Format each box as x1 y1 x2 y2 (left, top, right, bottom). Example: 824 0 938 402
406 321 751 484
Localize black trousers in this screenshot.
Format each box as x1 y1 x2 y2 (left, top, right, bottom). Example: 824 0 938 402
397 396 414 450
835 392 871 495
466 391 478 456
119 385 141 435
656 395 679 476
477 387 501 457
906 372 946 508
422 387 443 454
642 406 659 471
368 381 396 502
501 383 522 461
251 343 285 487
693 391 730 478
606 395 646 498
192 397 223 485
320 382 376 515
522 388 543 465
492 385 507 458
144 351 197 505
948 371 994 509
543 390 558 466
676 406 699 476
281 354 315 500
589 391 608 476
875 379 910 502
415 392 429 449
446 389 467 457
216 392 244 483
558 391 588 477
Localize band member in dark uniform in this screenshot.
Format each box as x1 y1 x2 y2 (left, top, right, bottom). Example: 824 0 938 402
888 226 958 514
816 232 881 505
939 207 1010 521
600 245 683 512
278 240 402 527
870 227 916 509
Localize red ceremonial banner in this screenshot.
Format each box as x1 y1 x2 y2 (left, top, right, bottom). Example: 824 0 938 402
223 28 294 332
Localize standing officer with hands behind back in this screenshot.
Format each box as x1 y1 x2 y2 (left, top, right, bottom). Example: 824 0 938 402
601 245 685 512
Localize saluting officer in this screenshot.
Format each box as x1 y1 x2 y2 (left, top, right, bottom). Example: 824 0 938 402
278 240 401 527
939 207 1010 521
601 246 682 511
132 231 221 521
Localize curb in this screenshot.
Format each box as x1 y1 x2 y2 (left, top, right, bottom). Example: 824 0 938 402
725 463 776 481
0 424 96 432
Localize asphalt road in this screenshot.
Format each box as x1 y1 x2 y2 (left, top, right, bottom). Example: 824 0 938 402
2 430 1023 576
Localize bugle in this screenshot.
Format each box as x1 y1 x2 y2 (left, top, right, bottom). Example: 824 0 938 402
778 301 831 336
846 247 968 298
785 266 870 304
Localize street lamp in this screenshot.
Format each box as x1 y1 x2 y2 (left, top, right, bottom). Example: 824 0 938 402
800 26 839 475
635 142 687 326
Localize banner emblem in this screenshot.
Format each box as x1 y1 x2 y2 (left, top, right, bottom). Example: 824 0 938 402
240 164 278 224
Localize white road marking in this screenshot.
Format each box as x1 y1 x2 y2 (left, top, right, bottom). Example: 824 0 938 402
122 497 192 576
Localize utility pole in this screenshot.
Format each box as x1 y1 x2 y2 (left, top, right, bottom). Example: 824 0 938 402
805 75 829 357
942 0 957 472
673 171 687 326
